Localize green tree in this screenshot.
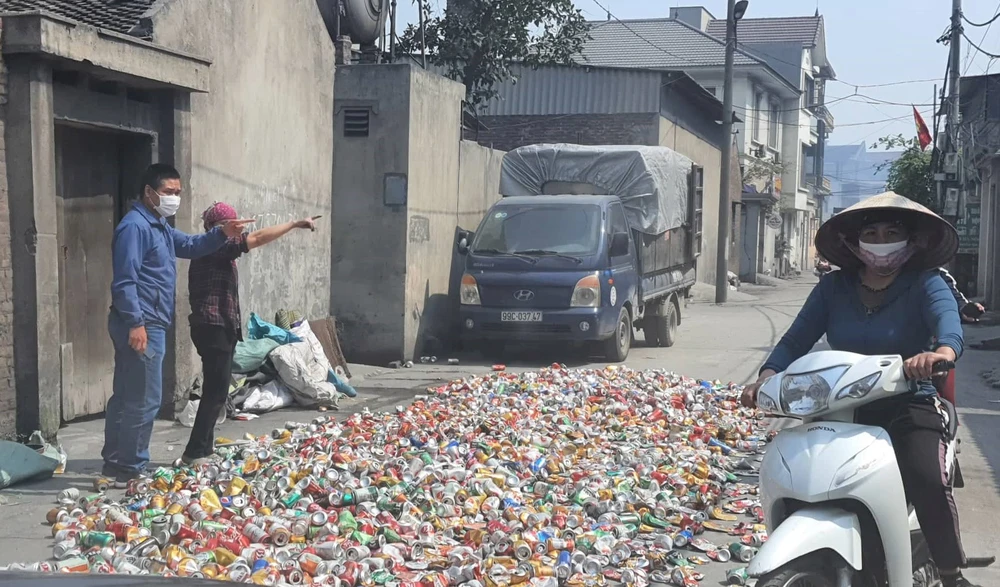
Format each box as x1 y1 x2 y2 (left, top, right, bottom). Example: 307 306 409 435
872 134 937 212
395 0 591 109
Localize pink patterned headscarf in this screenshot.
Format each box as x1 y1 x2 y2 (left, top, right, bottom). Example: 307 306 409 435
202 201 238 229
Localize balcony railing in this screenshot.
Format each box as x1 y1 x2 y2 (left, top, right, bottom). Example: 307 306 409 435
809 104 835 131
803 175 833 194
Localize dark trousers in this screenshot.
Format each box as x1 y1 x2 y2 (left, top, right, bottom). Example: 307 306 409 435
183 325 237 459
857 398 967 570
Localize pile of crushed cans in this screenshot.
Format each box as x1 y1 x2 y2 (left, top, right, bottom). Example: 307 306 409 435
4 365 771 585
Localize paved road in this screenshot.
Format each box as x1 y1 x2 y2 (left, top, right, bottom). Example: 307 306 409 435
2 276 998 585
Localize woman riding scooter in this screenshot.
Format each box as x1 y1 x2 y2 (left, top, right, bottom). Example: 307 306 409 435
741 192 977 587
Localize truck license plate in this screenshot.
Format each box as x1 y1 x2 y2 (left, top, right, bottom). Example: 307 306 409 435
501 311 543 322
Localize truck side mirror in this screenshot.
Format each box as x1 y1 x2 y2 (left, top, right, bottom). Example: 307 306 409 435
457 231 472 255
610 232 630 257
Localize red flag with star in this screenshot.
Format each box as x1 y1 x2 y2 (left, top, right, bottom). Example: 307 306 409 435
913 106 932 151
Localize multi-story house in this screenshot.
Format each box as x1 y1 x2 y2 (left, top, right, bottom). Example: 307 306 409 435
705 10 836 274
959 73 1000 306
579 7 835 280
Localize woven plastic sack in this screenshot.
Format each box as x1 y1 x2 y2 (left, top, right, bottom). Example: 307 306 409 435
232 338 281 374
269 342 340 408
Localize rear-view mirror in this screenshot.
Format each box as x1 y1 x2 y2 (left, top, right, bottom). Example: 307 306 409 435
457 231 472 255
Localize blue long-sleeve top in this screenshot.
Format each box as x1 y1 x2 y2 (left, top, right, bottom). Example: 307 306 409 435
110 202 227 329
761 269 963 398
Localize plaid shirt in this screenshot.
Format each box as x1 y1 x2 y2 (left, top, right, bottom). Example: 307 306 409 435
188 233 249 338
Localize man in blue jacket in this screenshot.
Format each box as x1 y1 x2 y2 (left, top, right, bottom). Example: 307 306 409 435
104 163 252 487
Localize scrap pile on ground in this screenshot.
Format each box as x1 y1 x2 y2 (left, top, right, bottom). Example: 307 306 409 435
179 313 356 425
7 366 770 585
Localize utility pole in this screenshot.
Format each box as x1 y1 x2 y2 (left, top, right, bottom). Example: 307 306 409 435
389 0 397 61
418 0 427 68
942 0 962 221
715 0 738 304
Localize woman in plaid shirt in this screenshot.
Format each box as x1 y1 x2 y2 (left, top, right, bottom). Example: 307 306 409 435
182 202 316 466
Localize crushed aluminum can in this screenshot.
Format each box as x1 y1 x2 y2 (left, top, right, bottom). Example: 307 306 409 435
6 366 768 584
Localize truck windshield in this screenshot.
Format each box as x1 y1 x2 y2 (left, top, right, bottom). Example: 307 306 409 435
472 204 602 257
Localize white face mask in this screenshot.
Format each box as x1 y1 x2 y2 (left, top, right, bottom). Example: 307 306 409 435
858 240 908 256
152 192 181 218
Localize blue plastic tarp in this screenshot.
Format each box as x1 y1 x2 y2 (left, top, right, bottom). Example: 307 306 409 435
247 313 302 346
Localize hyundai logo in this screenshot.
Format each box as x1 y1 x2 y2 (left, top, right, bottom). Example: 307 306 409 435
513 289 535 302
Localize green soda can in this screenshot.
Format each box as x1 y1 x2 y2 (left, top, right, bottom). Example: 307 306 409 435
729 543 757 563
80 531 115 549
726 567 750 585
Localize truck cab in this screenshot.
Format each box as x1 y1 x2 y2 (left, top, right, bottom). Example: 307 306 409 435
457 195 638 360
456 143 701 362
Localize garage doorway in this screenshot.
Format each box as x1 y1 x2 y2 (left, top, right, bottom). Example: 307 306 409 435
54 123 152 422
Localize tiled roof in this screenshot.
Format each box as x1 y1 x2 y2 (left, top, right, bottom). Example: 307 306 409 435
705 16 822 47
579 18 764 69
0 0 158 36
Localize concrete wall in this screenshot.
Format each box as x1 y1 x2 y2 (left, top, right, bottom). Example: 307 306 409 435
403 71 464 358
332 64 504 363
658 116 725 286
151 0 335 403
332 65 412 365
0 52 13 438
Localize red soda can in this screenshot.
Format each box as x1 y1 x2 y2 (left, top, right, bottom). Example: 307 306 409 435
339 561 361 587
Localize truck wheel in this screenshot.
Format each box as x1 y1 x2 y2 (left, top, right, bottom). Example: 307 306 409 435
604 307 632 362
653 300 678 348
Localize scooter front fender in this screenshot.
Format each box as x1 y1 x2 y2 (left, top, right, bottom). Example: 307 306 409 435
748 507 862 577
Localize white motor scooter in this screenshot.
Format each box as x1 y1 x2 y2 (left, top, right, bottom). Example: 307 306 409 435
748 350 994 587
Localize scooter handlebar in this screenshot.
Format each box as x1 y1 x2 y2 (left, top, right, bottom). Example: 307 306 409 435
932 360 955 374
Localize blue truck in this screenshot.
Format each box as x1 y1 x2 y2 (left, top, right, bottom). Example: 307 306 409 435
456 144 704 362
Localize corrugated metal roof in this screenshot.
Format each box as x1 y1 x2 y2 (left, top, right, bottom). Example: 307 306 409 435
579 18 763 70
705 16 822 47
482 65 663 116
0 0 157 36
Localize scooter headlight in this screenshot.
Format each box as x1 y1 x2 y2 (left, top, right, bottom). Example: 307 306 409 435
835 372 881 400
780 366 848 417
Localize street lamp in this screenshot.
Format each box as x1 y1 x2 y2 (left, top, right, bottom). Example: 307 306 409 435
715 0 748 304
734 0 749 20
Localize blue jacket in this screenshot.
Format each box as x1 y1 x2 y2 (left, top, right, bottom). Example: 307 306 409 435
762 269 963 397
110 202 227 329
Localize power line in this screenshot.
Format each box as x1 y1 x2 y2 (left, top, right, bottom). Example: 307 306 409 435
585 8 945 97
964 31 1000 59
964 5 1000 75
963 6 1000 27
830 93 935 108
588 0 712 68
831 77 943 89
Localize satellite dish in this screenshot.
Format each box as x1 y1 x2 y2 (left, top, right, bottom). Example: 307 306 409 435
317 0 390 46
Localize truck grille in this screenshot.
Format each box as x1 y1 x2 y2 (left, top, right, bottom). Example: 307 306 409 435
481 323 572 334
479 286 572 309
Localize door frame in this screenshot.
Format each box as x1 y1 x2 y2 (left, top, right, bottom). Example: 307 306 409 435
53 121 155 422
7 57 195 439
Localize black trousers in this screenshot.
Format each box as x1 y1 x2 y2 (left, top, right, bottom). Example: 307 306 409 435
856 397 967 570
183 325 237 459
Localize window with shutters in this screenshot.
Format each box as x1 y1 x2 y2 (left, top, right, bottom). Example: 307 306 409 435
690 166 704 257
